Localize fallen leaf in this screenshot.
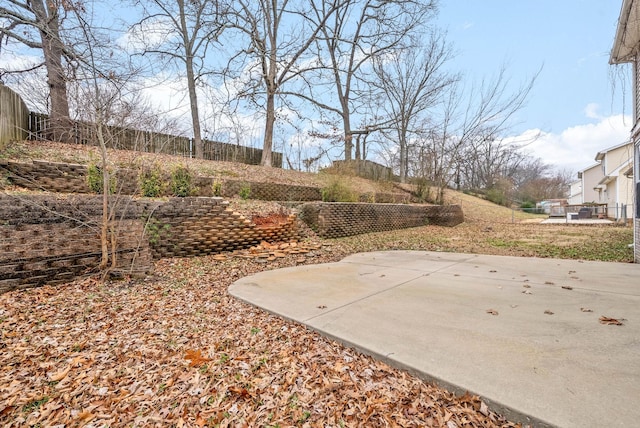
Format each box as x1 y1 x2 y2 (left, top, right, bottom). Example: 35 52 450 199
49 366 71 382
486 309 498 316
544 310 554 315
0 406 15 418
184 350 212 367
228 386 251 398
599 316 623 326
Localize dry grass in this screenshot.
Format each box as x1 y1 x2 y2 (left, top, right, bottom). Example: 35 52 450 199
0 140 399 196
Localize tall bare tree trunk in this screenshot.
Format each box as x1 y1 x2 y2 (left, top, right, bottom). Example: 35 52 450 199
178 0 203 159
343 111 353 161
261 40 278 167
31 0 72 142
185 55 203 158
262 92 275 167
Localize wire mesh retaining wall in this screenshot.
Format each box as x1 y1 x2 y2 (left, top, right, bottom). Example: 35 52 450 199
300 202 464 239
27 112 283 167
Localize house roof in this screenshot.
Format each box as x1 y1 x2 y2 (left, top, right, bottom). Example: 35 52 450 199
594 141 633 161
611 0 640 63
578 163 601 178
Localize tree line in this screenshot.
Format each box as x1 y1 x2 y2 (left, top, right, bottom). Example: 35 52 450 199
1 0 569 205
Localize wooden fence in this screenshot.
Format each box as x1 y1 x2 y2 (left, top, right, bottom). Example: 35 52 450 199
28 112 282 167
0 85 29 149
0 84 282 167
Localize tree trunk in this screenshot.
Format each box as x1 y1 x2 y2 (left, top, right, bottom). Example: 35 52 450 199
32 0 71 142
399 137 407 183
185 56 203 159
178 0 203 159
261 91 275 167
342 107 352 161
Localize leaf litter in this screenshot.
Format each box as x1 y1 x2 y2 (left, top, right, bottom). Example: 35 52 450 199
0 245 523 427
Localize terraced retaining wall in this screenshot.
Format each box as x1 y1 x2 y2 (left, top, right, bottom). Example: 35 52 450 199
0 159 414 203
0 195 298 294
300 202 464 238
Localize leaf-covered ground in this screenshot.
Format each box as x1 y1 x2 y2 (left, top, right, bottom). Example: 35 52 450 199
1 250 517 427
1 218 633 427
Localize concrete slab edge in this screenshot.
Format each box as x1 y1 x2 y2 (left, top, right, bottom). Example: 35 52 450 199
229 291 558 428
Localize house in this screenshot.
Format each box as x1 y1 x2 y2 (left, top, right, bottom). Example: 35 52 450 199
567 179 582 205
611 0 640 262
594 142 634 220
577 163 605 204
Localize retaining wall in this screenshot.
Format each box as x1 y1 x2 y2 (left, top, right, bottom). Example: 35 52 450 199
0 159 413 203
300 202 464 239
0 195 298 293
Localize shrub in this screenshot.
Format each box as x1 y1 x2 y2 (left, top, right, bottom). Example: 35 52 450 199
212 179 223 197
171 165 194 197
87 163 116 194
139 164 165 197
239 183 251 200
485 187 508 206
321 177 358 202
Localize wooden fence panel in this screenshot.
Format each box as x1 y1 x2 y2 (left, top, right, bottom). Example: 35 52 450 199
0 90 282 167
0 85 29 148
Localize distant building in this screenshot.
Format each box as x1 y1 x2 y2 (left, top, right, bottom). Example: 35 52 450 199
594 142 634 220
577 163 605 204
568 180 582 205
611 0 639 262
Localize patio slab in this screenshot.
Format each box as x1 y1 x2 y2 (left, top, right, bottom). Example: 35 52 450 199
229 251 640 428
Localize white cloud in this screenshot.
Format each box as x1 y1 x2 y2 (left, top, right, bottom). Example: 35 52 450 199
584 102 601 120
509 114 631 175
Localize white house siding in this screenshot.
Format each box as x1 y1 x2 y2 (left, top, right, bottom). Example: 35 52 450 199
580 164 605 204
568 180 582 205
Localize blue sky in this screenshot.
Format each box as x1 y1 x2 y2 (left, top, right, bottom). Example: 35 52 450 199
436 1 631 174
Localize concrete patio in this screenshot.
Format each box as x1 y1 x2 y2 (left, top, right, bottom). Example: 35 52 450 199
230 251 640 427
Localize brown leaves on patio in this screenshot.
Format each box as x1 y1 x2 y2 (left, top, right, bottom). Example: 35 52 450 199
0 245 523 427
599 316 624 326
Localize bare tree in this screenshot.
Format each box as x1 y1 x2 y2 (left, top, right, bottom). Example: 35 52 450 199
371 34 455 183
415 66 539 204
0 0 73 141
304 0 436 161
129 0 227 159
226 0 343 167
